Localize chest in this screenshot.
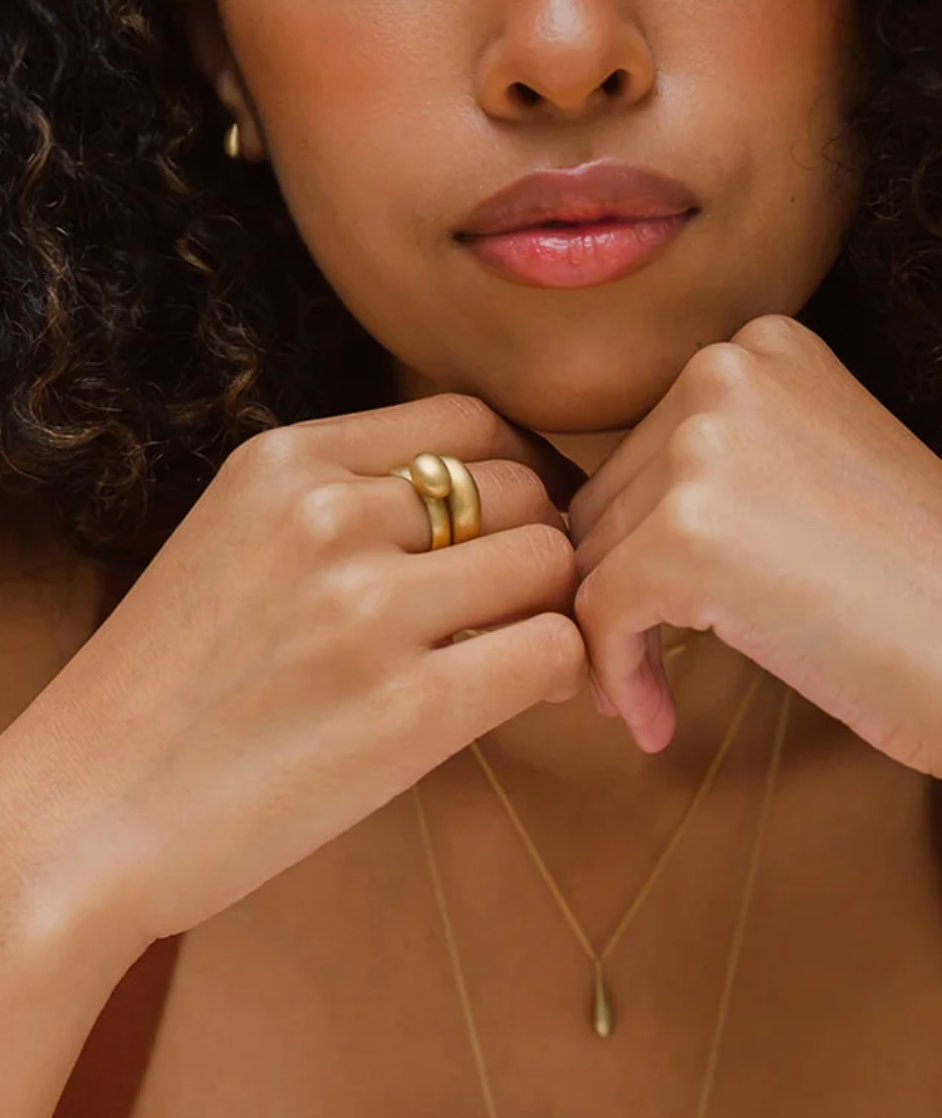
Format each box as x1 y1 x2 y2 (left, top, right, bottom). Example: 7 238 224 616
62 768 942 1118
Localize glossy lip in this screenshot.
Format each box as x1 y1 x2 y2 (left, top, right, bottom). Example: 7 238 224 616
460 213 695 290
453 160 699 289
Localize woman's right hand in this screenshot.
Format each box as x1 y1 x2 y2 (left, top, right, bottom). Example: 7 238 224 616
3 394 587 949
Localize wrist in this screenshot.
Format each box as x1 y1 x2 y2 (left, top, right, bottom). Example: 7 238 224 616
6 837 150 975
0 806 150 1118
1 845 151 1009
0 731 153 984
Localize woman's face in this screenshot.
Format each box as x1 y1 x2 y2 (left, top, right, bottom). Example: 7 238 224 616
209 0 865 432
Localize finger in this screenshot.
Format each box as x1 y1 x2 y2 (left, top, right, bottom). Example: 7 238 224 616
568 391 678 541
574 530 677 753
402 523 578 639
325 460 567 554
418 613 588 755
573 451 668 577
296 393 587 509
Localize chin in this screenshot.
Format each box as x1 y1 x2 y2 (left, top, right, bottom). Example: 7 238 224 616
439 387 650 437
449 349 681 434
496 400 646 436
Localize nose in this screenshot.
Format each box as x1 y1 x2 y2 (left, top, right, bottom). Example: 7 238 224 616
476 0 656 122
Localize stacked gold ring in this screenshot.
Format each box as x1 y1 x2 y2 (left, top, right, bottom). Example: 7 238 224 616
391 452 482 551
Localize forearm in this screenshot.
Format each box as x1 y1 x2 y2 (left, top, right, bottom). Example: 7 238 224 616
0 722 148 1118
0 899 143 1118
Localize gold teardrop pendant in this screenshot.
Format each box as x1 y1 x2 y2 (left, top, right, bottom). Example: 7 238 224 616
592 968 615 1038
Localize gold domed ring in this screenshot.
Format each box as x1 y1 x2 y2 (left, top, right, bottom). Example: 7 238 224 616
390 453 482 551
438 455 481 545
409 452 453 500
391 463 452 551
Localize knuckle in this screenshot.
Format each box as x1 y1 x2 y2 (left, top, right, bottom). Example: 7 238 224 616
216 430 310 514
511 523 576 582
326 558 396 629
734 313 799 352
231 426 303 475
668 413 730 472
685 342 752 404
293 482 362 552
525 614 587 693
657 483 721 551
485 460 547 510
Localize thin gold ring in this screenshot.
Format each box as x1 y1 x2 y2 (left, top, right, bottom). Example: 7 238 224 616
439 456 482 545
391 466 452 551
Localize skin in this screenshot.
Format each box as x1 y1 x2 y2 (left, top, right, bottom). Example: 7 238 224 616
188 0 942 777
195 0 866 434
5 2 942 1116
174 0 942 784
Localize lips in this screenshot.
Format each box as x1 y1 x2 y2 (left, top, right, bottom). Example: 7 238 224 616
454 160 699 289
456 160 699 238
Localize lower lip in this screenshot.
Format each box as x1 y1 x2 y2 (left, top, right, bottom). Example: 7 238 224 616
458 212 694 289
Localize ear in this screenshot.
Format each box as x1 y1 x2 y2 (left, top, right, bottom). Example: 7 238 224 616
174 0 267 162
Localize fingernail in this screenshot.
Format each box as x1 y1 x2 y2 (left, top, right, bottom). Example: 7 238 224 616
589 669 620 718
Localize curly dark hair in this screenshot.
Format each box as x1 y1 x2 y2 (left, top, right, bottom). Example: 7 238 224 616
0 0 940 580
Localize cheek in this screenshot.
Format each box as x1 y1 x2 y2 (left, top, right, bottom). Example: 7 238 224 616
679 0 863 207
219 0 448 220
659 0 863 309
219 0 454 329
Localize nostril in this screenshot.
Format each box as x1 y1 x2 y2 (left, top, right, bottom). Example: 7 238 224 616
600 70 627 97
509 71 627 111
510 82 542 108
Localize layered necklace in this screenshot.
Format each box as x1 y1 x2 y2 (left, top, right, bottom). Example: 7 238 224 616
411 639 791 1118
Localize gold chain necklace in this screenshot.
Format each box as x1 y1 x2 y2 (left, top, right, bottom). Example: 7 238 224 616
412 648 792 1118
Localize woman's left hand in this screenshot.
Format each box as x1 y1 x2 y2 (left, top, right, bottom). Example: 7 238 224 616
568 314 942 775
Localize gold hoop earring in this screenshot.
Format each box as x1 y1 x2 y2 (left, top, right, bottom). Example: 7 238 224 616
223 122 242 161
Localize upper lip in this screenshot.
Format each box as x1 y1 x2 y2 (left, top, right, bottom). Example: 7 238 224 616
455 160 699 238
